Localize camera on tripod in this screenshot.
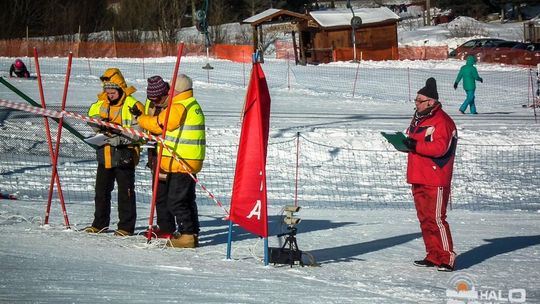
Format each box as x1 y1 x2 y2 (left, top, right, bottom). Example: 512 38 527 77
268 205 304 267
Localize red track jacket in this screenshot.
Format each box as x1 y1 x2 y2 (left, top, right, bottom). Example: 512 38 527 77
406 104 458 187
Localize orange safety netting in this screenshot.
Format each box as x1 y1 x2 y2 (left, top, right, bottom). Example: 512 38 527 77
398 46 449 60
213 44 253 63
0 39 207 58
333 47 400 61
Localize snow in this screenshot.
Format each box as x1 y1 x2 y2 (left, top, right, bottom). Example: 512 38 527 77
1 18 540 303
309 7 399 28
242 8 283 24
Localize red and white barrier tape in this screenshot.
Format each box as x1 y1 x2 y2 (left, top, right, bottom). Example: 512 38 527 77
0 98 229 215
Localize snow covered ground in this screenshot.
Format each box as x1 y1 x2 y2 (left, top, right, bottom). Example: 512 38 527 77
1 18 540 303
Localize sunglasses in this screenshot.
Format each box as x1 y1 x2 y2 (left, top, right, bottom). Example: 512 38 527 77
414 98 432 103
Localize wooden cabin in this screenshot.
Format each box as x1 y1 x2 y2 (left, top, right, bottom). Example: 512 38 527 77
241 7 400 64
303 7 400 64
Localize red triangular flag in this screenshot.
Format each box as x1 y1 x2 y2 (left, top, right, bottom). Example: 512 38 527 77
229 63 271 237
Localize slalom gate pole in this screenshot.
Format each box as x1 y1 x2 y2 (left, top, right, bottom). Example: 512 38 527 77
352 60 360 98
287 53 290 90
33 48 70 228
294 132 301 208
142 57 146 79
0 98 230 220
242 51 246 87
44 53 73 227
532 69 538 123
0 77 90 145
226 221 233 259
528 69 533 107
146 43 183 242
407 67 411 102
264 237 268 266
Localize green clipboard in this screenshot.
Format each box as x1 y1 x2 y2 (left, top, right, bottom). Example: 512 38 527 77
381 131 409 152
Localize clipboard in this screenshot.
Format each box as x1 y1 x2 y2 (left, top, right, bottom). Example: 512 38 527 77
84 133 111 146
381 131 409 152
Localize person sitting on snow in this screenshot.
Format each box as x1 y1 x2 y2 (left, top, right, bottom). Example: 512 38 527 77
9 59 30 78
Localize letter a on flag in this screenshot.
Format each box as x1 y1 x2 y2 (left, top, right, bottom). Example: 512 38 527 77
229 62 271 238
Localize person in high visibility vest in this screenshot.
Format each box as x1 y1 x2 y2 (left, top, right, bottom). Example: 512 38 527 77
130 74 205 248
84 68 145 236
141 75 176 240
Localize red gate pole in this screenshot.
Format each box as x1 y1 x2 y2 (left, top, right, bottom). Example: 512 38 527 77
44 52 73 228
146 42 184 242
33 48 70 228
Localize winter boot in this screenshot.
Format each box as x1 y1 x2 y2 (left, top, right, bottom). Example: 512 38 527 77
83 226 106 234
113 229 132 237
167 233 198 248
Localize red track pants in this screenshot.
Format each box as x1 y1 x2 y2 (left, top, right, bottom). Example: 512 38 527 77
412 184 456 267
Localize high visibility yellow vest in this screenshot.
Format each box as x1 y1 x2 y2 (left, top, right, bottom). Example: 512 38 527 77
88 96 139 128
161 97 205 161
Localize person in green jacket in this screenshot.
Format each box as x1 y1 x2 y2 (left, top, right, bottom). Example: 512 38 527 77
454 55 483 114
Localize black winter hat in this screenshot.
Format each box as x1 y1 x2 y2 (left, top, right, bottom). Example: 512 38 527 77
417 77 439 100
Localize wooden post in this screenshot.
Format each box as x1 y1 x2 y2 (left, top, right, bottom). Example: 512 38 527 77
112 26 117 58
292 31 299 65
26 26 30 58
299 31 306 65
76 25 81 57
252 25 258 54
258 25 264 62
426 0 431 26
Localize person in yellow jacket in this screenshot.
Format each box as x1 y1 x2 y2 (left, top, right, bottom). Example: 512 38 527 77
85 68 145 236
141 75 176 239
130 73 205 248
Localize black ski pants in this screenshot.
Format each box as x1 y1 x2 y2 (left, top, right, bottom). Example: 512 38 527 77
92 164 137 233
155 172 199 234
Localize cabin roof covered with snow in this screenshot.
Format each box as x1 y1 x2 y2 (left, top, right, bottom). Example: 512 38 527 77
309 7 399 29
242 8 309 27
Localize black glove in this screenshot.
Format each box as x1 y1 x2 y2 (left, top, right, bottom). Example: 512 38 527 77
129 106 142 118
403 138 417 152
479 77 483 83
453 82 458 90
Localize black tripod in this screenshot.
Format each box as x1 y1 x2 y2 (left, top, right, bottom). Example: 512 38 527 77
275 226 303 267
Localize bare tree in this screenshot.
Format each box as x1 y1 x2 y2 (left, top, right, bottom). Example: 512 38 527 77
243 0 272 16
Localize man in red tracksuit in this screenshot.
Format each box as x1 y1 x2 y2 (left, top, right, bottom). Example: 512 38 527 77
403 77 458 272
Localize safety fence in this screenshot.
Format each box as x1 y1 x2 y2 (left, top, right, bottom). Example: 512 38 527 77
1 39 450 62
0 110 538 212
0 56 536 109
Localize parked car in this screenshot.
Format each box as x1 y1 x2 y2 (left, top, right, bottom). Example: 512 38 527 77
483 41 521 63
493 42 540 66
448 38 507 60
